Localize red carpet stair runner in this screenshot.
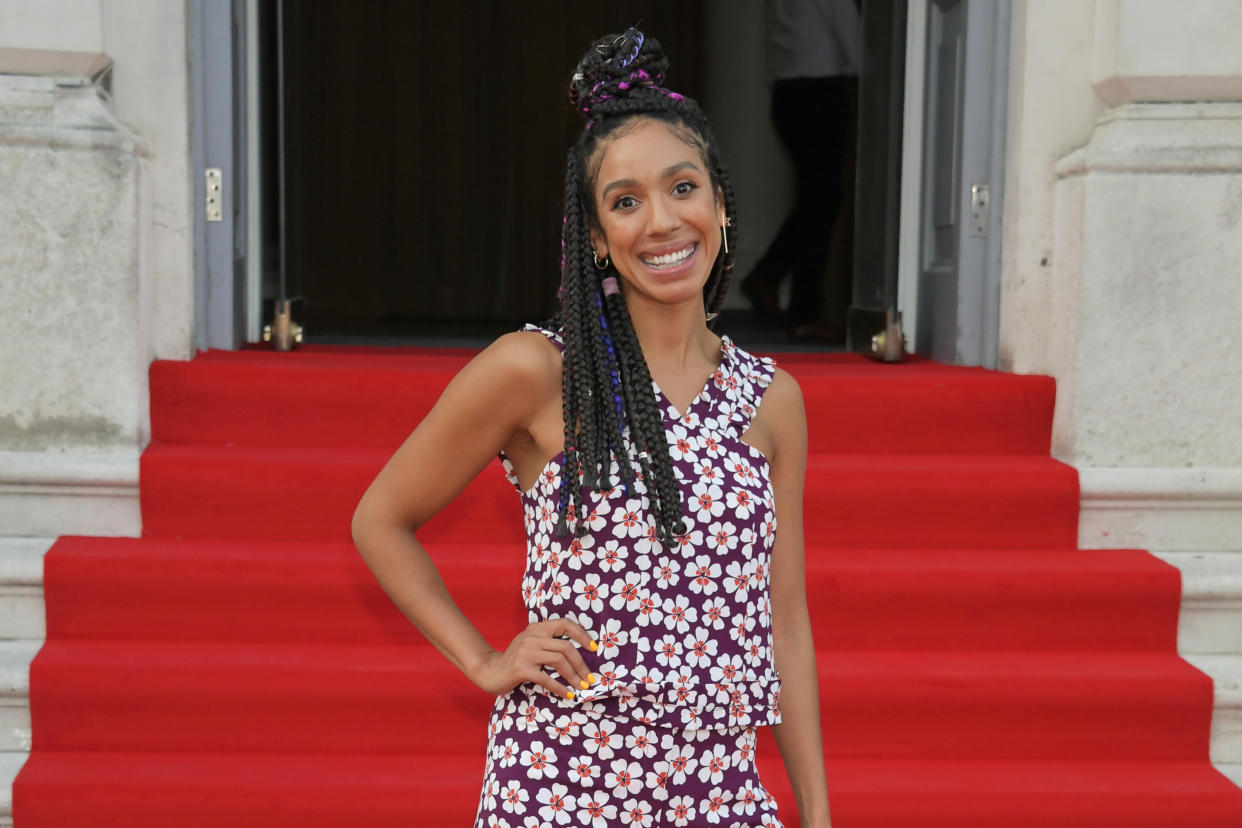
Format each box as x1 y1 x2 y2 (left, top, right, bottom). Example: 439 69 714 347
14 344 1242 826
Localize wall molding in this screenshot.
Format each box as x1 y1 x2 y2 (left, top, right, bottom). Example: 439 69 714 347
1078 466 1242 551
1055 102 1242 178
0 450 140 538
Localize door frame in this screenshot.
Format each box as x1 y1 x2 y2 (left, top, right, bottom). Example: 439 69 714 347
242 0 264 345
191 0 263 351
194 0 1009 361
898 0 1009 367
896 0 929 356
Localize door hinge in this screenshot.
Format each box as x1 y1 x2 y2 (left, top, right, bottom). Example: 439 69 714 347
205 167 223 222
969 183 989 237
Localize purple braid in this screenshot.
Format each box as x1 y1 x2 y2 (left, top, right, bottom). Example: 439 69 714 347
594 291 625 427
580 68 684 115
616 31 643 68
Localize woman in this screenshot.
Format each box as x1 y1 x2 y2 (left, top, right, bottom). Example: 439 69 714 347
351 28 831 828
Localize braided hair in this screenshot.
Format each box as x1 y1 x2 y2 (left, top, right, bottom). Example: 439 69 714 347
548 28 739 546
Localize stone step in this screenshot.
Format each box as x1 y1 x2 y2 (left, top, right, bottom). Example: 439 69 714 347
0 539 51 641
0 640 38 754
0 750 21 827
1141 551 1242 782
1181 653 1242 766
1150 551 1242 654
0 538 52 828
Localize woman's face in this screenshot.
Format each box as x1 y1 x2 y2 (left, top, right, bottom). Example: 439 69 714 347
590 119 723 313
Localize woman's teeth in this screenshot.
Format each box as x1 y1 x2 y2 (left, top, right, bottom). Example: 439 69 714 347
642 244 694 268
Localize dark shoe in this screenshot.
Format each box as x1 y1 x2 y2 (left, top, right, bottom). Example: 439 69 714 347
740 272 783 323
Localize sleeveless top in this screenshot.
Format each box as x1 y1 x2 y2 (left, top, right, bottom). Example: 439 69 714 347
497 324 782 731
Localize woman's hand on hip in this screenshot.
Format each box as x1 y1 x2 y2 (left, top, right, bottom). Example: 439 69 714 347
471 617 598 699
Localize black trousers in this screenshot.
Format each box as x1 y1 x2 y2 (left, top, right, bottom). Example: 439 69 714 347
751 75 855 326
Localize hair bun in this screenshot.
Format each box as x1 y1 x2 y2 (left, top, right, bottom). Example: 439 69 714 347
568 28 674 119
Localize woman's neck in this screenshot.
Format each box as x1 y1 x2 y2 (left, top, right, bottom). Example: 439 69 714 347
624 292 720 372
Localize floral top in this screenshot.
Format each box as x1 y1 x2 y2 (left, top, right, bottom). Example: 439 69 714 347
498 324 782 731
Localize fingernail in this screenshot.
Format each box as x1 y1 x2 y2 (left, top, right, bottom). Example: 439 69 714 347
587 673 596 683
579 679 589 690
566 689 575 700
589 640 599 652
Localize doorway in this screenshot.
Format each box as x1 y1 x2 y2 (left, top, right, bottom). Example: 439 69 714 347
241 1 922 353
263 1 706 343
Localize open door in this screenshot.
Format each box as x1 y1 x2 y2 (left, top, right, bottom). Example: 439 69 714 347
912 0 1008 367
849 0 1009 367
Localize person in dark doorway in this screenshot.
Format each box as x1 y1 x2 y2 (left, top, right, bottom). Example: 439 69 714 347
351 28 831 828
741 0 861 343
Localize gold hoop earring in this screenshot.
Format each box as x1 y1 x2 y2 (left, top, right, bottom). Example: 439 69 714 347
593 250 610 270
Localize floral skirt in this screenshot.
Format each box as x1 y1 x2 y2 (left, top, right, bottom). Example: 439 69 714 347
474 684 784 827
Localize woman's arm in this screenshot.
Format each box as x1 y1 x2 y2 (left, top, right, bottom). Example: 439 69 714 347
761 368 832 827
351 331 596 700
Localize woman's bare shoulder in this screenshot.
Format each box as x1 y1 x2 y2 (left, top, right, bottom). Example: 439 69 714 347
455 329 563 408
762 366 804 419
484 328 562 374
760 366 807 462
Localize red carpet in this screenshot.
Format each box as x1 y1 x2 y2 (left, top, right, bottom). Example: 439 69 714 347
14 344 1242 826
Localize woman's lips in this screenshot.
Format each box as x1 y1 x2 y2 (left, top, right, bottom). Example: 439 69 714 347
639 242 697 273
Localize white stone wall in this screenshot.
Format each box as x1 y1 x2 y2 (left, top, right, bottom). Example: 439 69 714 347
0 74 145 535
100 0 194 364
1000 0 1242 780
1001 0 1242 557
1092 0 1242 104
0 76 146 451
1052 103 1242 469
0 1 104 52
999 0 1105 377
0 0 195 372
0 0 192 536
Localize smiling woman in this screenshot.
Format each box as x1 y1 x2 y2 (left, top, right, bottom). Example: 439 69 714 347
591 142 724 312
351 26 831 828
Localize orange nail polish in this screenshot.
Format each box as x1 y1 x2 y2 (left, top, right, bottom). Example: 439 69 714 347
566 689 575 700
589 640 599 652
587 673 596 683
579 679 589 690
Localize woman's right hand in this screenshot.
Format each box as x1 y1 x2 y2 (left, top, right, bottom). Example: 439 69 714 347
472 617 599 699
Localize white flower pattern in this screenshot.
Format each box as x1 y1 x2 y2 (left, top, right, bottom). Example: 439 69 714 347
480 326 785 827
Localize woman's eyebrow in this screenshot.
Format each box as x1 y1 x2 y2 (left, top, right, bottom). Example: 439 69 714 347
600 178 638 200
660 160 701 179
600 161 705 201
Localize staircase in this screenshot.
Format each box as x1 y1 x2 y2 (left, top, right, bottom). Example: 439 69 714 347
10 343 1242 826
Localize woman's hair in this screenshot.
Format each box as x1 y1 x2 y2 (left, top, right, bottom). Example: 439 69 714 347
549 27 738 545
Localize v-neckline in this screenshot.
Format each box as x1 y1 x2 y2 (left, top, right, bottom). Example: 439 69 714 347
650 335 731 421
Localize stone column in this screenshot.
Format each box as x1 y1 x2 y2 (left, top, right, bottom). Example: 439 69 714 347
0 62 148 536
1014 3 1242 782
1046 0 1242 552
